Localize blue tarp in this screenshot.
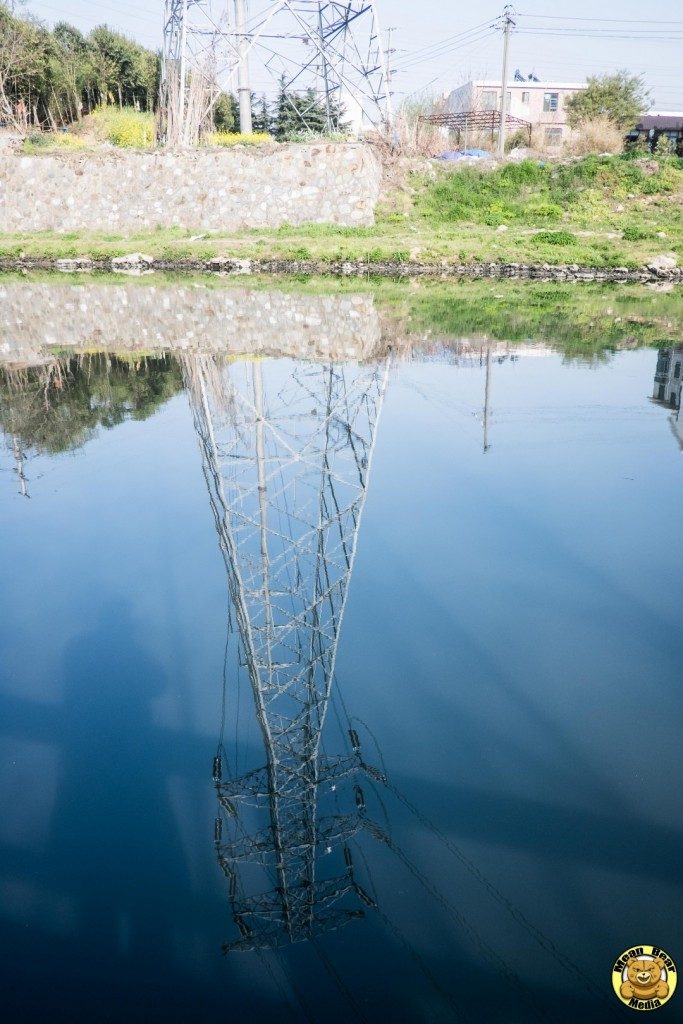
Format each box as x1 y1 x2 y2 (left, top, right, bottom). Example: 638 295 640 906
436 149 491 160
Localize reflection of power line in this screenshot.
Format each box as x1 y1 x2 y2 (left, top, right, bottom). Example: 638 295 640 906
184 353 390 951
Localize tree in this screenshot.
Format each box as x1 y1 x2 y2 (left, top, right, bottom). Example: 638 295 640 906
251 93 270 134
0 4 159 128
0 4 49 128
566 71 651 132
213 91 238 132
272 75 332 139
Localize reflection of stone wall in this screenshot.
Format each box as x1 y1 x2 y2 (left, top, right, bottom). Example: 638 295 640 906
0 281 383 365
0 144 381 233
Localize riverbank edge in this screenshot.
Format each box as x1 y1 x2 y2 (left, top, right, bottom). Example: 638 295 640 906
1 255 682 284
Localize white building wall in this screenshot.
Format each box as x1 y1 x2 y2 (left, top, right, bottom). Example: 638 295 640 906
447 80 586 147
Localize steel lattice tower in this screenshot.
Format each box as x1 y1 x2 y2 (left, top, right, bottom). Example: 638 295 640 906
161 1 394 143
183 353 388 950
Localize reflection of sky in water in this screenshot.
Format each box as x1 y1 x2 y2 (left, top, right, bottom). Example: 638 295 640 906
0 348 681 1023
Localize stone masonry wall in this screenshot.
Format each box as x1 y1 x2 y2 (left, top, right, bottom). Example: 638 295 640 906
0 281 383 366
0 144 382 233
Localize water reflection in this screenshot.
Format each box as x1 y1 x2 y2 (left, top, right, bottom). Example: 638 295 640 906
652 345 682 449
182 354 390 952
1 290 682 1021
0 355 183 496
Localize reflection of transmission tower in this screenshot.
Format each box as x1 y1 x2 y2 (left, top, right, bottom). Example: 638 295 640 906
184 354 388 950
161 1 394 142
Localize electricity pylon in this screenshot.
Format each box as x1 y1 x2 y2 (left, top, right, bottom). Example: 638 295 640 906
183 353 389 950
160 1 394 143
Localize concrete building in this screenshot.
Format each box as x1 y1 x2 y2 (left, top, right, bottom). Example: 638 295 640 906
447 79 586 147
628 113 683 155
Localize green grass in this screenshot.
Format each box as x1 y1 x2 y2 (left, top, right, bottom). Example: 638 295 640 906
2 154 683 271
416 155 683 228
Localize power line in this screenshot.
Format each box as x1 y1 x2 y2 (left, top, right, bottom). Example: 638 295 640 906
518 13 683 25
394 29 499 72
393 18 498 64
517 29 683 42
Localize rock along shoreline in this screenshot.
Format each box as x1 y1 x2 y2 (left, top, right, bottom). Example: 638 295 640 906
0 253 682 284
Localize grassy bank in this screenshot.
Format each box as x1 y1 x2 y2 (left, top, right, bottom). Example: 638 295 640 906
1 153 682 272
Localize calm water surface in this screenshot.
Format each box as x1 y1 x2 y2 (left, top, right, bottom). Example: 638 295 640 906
0 298 682 1024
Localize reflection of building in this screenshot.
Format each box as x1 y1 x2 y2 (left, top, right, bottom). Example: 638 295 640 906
447 79 585 147
652 346 682 451
184 354 389 951
653 347 682 410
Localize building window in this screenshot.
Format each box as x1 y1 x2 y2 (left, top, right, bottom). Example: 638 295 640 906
521 91 530 104
545 127 563 146
481 90 498 111
674 362 681 379
543 92 559 112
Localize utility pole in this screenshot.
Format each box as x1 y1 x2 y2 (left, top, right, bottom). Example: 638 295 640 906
497 5 515 158
235 0 253 134
372 3 394 133
178 0 189 143
385 26 397 133
318 3 333 132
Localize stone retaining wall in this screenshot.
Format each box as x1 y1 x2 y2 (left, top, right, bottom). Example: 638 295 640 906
0 281 383 366
0 144 381 233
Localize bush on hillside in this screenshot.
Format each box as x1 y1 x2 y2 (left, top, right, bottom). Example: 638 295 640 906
205 132 272 146
566 71 651 132
569 116 624 157
417 154 683 227
84 107 155 148
22 132 87 153
532 230 577 245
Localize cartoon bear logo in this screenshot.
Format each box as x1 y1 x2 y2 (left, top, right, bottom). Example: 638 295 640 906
613 945 677 1012
620 958 669 1002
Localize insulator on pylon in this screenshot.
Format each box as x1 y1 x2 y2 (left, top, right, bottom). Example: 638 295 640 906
349 729 361 751
344 846 354 868
214 817 223 842
219 794 237 817
212 756 222 781
354 785 365 810
354 883 376 909
236 917 252 938
229 875 237 898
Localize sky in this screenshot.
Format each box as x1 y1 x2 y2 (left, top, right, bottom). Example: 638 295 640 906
16 0 683 110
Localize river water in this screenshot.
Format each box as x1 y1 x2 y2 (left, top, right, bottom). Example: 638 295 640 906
0 281 681 1023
